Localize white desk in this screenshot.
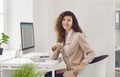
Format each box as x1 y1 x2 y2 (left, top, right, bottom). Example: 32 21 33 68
0 51 16 62
0 51 16 77
0 53 66 77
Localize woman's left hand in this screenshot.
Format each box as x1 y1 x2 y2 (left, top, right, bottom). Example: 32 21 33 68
73 63 87 76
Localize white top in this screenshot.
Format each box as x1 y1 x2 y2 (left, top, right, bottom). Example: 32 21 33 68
63 29 73 56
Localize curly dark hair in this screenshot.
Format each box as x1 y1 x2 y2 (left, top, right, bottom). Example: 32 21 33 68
55 11 83 43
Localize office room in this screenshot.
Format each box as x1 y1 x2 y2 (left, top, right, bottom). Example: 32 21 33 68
0 0 115 77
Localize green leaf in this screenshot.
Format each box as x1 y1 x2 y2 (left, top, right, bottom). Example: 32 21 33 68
12 64 46 77
0 33 10 47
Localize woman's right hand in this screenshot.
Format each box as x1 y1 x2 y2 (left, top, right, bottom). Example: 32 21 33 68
52 45 57 51
52 42 63 51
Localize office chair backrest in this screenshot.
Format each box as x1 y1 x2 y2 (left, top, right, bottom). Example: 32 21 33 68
90 55 109 64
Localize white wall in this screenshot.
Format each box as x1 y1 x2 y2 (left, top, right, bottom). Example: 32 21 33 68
34 0 115 77
34 0 48 52
7 0 33 50
33 0 56 52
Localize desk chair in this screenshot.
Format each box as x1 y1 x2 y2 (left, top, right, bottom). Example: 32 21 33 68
77 55 109 77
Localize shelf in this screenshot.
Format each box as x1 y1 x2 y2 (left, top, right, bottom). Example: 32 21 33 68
115 47 120 51
115 68 120 70
116 9 120 11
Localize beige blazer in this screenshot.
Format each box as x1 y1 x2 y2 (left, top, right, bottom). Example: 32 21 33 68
52 30 95 73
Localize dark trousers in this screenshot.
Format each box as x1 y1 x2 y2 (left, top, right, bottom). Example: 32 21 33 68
45 71 64 77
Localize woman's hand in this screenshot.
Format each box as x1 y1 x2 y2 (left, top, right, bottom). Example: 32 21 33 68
52 45 57 51
73 63 87 75
73 69 79 76
52 42 63 51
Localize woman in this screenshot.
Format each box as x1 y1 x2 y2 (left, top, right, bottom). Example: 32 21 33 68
45 11 95 77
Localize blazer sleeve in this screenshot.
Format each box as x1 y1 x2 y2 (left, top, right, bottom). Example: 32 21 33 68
77 33 95 64
51 49 60 60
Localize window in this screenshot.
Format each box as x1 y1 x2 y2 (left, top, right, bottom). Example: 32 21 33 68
0 0 4 34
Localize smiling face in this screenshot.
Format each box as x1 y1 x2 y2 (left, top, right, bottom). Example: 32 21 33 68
62 16 73 33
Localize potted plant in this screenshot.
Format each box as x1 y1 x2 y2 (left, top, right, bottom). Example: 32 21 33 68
0 33 10 55
12 64 46 77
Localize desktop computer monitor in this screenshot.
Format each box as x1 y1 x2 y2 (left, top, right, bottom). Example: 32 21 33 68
20 22 35 53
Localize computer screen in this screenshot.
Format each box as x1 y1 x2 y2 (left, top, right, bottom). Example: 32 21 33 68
20 22 35 50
